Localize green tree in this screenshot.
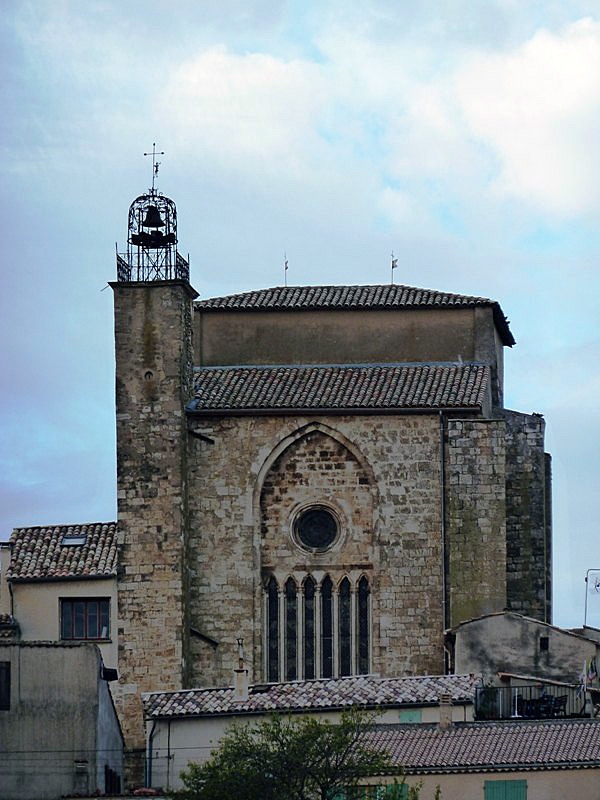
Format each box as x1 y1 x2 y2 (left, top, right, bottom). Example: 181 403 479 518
172 709 408 800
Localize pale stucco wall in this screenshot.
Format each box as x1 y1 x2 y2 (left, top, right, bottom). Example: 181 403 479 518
10 577 118 668
146 705 473 791
453 612 600 683
370 769 600 800
197 306 478 365
0 642 123 800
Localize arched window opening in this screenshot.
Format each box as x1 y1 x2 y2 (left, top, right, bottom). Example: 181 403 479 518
339 578 352 676
264 572 371 681
357 576 370 674
267 576 279 682
321 576 333 678
284 577 298 681
303 577 316 680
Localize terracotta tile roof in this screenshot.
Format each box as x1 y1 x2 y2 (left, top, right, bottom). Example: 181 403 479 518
189 363 489 413
7 523 117 582
196 284 515 346
142 673 481 719
365 718 600 772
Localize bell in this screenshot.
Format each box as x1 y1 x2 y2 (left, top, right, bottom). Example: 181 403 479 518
142 205 165 228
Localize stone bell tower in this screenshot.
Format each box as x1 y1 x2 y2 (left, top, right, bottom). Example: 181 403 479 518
110 155 198 785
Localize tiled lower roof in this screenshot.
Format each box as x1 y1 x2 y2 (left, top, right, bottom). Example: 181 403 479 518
189 363 489 413
366 719 600 773
8 523 117 581
196 284 515 347
142 674 481 719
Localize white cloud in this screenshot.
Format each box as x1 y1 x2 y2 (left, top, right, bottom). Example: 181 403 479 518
160 47 329 176
454 17 600 216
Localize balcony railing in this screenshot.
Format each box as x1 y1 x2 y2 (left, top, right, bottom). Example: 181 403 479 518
475 684 587 721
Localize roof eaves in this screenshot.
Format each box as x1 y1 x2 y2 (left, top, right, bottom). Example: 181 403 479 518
186 405 482 417
8 573 116 584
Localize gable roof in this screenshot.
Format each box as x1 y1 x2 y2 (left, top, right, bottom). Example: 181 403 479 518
196 284 515 346
366 718 600 773
7 522 117 582
448 611 600 647
142 673 481 719
188 363 489 414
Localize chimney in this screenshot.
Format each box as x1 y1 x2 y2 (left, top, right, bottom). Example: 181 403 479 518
234 638 249 702
438 693 453 729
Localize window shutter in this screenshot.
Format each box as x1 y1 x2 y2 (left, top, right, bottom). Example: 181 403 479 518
484 779 527 800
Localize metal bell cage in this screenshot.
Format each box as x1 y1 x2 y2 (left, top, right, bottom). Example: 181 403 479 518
116 192 189 283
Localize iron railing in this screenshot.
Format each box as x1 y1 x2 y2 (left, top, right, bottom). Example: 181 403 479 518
115 251 190 283
475 684 587 720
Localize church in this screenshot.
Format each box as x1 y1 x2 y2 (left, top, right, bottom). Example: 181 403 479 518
111 185 551 769
0 182 552 785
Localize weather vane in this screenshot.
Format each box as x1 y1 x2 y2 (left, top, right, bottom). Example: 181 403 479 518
144 142 165 194
284 251 289 287
390 251 398 285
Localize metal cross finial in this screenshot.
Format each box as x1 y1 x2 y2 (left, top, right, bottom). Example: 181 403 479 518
143 142 165 194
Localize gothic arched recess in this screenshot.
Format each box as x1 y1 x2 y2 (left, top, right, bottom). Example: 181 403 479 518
255 423 377 681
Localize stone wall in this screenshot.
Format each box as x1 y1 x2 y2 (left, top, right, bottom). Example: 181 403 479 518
112 280 196 784
187 413 445 686
446 419 507 625
501 410 551 621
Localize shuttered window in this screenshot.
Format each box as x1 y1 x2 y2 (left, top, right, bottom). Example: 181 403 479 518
484 779 527 800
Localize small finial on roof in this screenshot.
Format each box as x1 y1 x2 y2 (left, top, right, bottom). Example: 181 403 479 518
391 251 398 285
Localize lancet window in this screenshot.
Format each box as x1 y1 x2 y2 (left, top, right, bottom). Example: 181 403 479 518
264 574 371 682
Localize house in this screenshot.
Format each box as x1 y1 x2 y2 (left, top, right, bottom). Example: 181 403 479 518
446 611 600 685
0 640 123 800
141 672 481 791
0 523 118 671
362 717 600 799
141 669 600 799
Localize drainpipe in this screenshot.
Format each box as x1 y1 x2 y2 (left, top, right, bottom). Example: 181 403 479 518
166 720 172 791
146 719 157 788
439 412 449 642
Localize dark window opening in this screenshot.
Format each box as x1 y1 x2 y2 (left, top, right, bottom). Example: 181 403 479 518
295 507 338 551
339 578 352 676
267 577 279 682
357 576 370 674
321 576 333 678
104 765 121 794
285 577 298 681
265 572 372 681
61 599 110 640
303 577 316 680
0 661 10 710
539 636 549 652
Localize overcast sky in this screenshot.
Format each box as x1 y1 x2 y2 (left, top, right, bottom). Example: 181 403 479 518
1 0 599 629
